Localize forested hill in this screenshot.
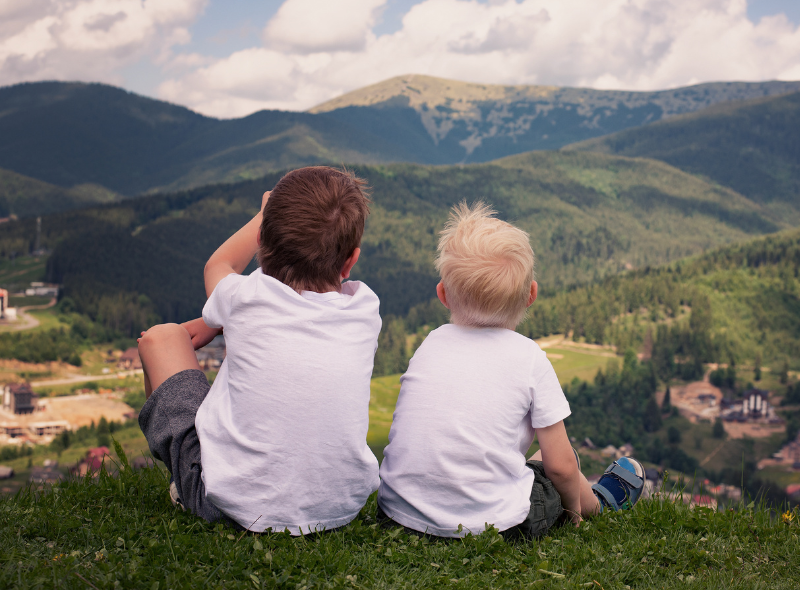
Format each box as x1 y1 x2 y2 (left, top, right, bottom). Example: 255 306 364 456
0 168 121 218
566 91 800 207
0 82 412 197
0 151 786 334
1 77 799 204
518 226 800 370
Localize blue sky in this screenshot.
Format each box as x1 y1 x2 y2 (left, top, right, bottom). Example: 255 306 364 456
2 0 799 117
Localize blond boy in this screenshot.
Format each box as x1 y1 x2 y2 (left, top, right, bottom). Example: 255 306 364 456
377 202 643 538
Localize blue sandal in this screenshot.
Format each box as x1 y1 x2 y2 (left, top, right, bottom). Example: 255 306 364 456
592 456 644 512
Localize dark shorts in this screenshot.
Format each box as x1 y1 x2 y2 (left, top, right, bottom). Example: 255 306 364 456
138 369 236 527
377 460 565 540
501 460 565 540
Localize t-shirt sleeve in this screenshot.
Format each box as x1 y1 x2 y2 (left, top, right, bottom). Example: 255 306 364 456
529 348 571 429
202 273 242 329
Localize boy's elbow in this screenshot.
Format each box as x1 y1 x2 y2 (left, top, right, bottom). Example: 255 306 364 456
543 461 578 482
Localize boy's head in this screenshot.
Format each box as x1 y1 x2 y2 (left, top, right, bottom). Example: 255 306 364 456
258 166 370 292
435 202 536 329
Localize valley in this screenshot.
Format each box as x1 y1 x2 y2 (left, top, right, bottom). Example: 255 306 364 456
0 72 798 506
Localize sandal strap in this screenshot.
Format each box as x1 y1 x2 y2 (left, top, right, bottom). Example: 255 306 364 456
592 483 621 511
609 462 643 489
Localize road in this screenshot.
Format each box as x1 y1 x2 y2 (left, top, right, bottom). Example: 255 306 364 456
31 369 143 388
0 297 57 331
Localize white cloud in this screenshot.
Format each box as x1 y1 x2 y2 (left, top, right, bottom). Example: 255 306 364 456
3 0 798 117
263 0 386 54
0 0 207 86
157 0 800 118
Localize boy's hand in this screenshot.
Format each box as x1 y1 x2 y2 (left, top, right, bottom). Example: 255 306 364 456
204 190 269 296
181 318 222 350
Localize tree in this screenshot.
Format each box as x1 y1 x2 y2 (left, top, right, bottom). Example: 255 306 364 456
643 398 662 432
754 352 762 382
713 418 725 439
662 386 671 413
725 363 736 389
97 416 110 448
779 360 789 385
667 426 682 445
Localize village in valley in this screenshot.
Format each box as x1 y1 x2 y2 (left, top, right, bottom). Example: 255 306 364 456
0 255 798 505
0 279 227 493
1 295 800 506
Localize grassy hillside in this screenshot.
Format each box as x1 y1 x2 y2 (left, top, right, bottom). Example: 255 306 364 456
313 74 800 163
0 152 784 332
566 91 800 209
2 454 799 589
0 168 120 218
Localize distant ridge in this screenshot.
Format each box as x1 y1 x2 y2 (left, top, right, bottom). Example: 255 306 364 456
311 74 800 161
1 76 799 210
566 91 800 206
0 81 412 196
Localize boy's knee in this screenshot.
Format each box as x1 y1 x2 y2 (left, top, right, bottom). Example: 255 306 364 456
139 323 187 355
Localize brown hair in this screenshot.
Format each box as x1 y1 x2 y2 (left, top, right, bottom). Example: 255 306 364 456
258 166 370 292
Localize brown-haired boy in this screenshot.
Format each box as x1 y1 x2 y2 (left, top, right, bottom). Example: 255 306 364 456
138 167 381 533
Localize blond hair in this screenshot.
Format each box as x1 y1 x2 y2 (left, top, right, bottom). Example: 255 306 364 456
435 202 535 329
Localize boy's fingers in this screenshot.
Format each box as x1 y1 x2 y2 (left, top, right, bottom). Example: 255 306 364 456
261 191 270 210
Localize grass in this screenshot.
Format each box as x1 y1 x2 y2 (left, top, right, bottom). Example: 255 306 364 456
1 444 799 589
368 375 401 460
544 346 615 386
0 256 46 289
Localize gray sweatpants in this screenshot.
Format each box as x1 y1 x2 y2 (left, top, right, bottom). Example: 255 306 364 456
138 369 237 527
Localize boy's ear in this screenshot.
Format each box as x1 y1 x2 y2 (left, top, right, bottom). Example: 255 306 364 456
436 282 450 309
527 280 538 306
341 247 361 280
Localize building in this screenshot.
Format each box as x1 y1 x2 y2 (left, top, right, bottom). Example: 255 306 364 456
30 465 62 484
720 388 779 423
73 446 111 477
24 282 59 297
196 334 226 370
28 420 69 437
118 348 142 370
0 288 15 320
0 422 25 438
743 389 770 418
2 383 37 415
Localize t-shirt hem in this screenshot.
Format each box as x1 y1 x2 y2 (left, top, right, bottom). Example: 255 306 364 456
230 508 363 536
378 504 527 538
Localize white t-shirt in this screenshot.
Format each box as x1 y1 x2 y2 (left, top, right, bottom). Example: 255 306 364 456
377 324 570 537
196 269 381 534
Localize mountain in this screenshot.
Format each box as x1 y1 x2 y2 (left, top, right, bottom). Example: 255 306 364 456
0 168 120 219
1 77 799 203
0 82 413 197
311 74 800 164
0 151 783 332
565 91 800 208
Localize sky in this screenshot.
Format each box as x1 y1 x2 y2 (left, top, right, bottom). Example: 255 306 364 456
1 0 799 118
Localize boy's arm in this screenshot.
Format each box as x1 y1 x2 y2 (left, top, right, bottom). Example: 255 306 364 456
204 191 269 297
536 420 582 524
181 318 222 350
